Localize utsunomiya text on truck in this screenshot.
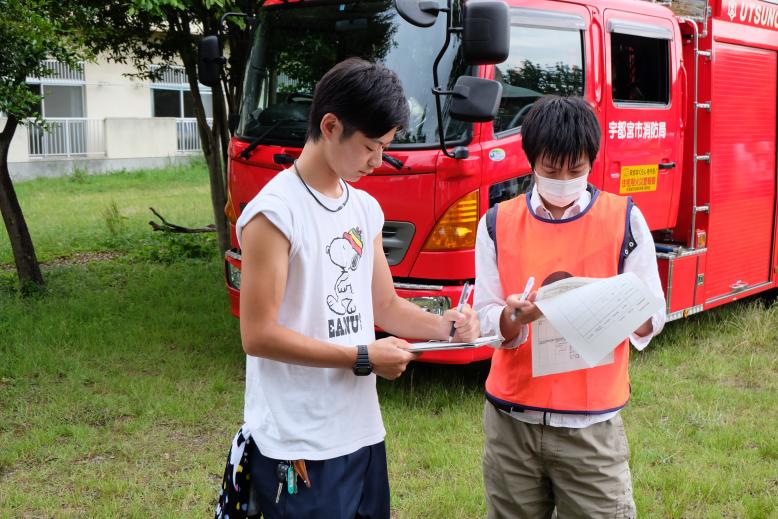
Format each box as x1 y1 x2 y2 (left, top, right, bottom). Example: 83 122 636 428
197 0 778 364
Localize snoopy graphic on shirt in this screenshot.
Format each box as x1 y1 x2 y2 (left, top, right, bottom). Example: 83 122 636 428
326 227 364 338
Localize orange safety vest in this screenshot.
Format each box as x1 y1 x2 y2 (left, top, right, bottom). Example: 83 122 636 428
484 188 634 414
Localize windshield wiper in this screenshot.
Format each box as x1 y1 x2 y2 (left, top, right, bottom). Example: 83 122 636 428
240 118 301 159
382 153 403 169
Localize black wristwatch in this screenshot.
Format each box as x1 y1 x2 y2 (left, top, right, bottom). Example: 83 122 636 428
352 344 372 376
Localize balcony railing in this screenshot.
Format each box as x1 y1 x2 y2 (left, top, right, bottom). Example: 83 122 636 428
28 118 105 158
150 64 189 86
27 60 85 84
177 118 212 152
24 117 210 158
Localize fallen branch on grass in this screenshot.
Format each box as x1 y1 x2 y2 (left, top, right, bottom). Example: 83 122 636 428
148 207 216 233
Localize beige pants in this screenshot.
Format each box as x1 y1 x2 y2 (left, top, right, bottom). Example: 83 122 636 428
483 401 636 519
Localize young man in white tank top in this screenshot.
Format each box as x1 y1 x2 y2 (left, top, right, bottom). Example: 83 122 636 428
217 58 480 519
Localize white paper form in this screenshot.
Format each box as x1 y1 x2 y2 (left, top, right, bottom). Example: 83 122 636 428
532 277 612 377
533 273 663 372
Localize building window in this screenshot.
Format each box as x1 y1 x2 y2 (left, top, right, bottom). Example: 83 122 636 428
184 91 212 118
611 33 670 104
26 60 86 118
26 83 44 116
153 89 181 117
37 85 85 117
493 24 584 134
152 88 213 118
24 61 94 157
150 65 212 119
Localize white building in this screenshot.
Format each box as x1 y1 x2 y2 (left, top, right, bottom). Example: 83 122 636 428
5 58 213 181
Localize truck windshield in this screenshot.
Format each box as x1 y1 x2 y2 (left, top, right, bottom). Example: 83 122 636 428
238 0 468 147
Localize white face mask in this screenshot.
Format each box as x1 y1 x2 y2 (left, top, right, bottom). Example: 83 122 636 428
534 172 589 208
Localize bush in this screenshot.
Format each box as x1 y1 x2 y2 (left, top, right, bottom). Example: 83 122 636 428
102 200 128 237
69 167 89 184
132 231 219 264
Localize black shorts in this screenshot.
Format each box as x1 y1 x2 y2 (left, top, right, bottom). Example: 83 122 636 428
248 440 391 519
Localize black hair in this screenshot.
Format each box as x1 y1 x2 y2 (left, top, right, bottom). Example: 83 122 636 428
307 58 410 142
520 96 601 170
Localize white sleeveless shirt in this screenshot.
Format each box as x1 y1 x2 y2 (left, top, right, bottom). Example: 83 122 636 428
236 168 385 460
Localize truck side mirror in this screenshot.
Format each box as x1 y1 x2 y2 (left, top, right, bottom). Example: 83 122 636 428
198 35 223 88
462 0 509 65
450 76 502 122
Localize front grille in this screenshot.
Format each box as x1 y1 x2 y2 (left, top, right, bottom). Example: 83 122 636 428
383 221 415 266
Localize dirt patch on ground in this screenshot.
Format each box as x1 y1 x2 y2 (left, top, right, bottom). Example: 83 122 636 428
0 251 123 272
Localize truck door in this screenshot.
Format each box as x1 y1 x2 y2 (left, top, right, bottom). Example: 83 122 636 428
602 11 682 230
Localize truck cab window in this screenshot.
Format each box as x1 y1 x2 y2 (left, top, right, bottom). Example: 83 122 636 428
611 33 669 105
493 25 584 135
237 1 468 147
489 175 534 207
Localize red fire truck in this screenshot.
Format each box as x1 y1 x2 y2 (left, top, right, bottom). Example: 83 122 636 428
202 0 778 363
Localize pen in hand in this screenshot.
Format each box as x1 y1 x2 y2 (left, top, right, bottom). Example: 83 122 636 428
510 276 535 322
448 281 473 342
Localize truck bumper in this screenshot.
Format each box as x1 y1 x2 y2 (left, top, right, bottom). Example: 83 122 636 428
224 250 493 365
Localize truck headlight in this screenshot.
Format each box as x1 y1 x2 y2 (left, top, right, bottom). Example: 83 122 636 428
226 262 241 290
407 296 451 315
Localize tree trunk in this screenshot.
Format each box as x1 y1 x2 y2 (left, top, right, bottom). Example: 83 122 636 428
217 94 230 185
179 45 230 255
212 80 231 191
0 116 44 289
199 106 229 255
203 136 230 251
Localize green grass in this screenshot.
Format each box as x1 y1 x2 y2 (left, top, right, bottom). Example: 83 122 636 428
626 304 778 518
0 159 213 265
1 166 777 517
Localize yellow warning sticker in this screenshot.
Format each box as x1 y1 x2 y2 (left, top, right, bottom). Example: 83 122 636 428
619 164 658 194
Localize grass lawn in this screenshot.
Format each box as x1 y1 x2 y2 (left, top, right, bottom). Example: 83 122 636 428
0 160 212 265
1 166 776 517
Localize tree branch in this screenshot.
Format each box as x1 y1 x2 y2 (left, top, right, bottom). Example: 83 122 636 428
148 207 216 233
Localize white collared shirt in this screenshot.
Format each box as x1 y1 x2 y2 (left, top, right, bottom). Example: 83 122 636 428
474 186 666 428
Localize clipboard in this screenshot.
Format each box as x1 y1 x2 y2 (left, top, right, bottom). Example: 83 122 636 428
407 335 501 353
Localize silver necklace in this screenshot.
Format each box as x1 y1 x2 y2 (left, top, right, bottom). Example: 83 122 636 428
293 161 350 213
